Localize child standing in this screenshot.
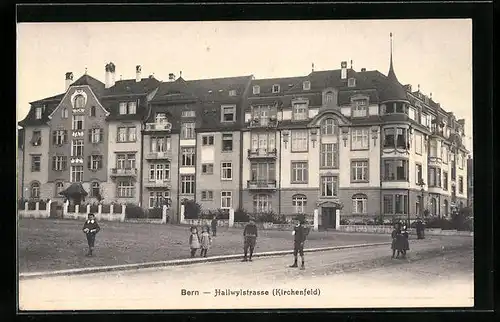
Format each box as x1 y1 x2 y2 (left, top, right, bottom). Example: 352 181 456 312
82 213 100 257
391 223 402 259
200 226 212 257
189 226 200 258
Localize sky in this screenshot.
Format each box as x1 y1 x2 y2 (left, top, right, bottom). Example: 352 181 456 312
17 19 473 152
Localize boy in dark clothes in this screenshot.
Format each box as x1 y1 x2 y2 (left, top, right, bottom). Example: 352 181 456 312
391 223 402 259
211 216 218 237
290 219 309 270
242 219 258 262
82 213 100 256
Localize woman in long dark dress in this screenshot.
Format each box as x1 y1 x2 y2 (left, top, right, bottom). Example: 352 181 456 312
401 226 410 259
391 223 402 259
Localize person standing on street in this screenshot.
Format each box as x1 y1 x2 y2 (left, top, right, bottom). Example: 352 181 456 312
211 215 218 237
401 225 410 259
82 213 100 257
391 223 402 259
290 218 309 270
242 219 258 262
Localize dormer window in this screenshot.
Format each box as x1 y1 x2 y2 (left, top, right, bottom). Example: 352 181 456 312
155 112 167 124
61 108 68 119
292 101 308 121
221 105 236 122
119 101 137 115
74 95 85 109
229 90 237 97
325 92 334 105
35 107 42 120
272 84 280 93
384 102 407 114
181 110 196 118
253 85 260 95
352 99 368 117
348 78 356 87
302 81 311 91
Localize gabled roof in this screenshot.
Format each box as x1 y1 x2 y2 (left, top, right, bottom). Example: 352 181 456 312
103 77 161 96
151 77 198 103
71 74 106 97
250 76 305 96
188 75 252 102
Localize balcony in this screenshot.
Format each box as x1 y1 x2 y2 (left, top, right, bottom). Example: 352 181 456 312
247 148 277 160
247 180 277 191
144 122 172 133
110 168 138 178
248 117 278 128
144 180 172 189
145 151 172 161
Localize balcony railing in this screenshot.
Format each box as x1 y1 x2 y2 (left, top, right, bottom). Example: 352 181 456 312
247 180 277 190
145 151 172 160
110 168 138 177
247 148 277 159
248 117 278 128
144 180 172 189
144 122 172 132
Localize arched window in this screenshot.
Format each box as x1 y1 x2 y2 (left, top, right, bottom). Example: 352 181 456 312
55 182 64 197
74 95 85 109
352 194 367 214
61 108 68 119
292 194 307 214
321 118 337 135
430 198 437 216
253 194 270 213
30 182 40 199
443 200 449 217
325 91 334 105
91 182 100 198
90 106 96 117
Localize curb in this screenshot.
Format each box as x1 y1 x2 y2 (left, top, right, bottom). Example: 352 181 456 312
19 242 391 280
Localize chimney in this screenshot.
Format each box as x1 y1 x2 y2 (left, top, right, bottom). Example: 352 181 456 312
105 63 111 88
404 84 412 92
361 68 366 72
65 72 73 91
341 61 347 80
168 73 176 81
136 65 142 82
109 62 116 87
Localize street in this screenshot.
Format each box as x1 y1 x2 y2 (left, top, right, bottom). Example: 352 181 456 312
19 236 473 310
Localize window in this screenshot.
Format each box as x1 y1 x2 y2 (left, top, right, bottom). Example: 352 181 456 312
31 155 41 172
70 165 83 182
383 128 395 148
149 163 170 181
229 90 237 97
155 112 167 124
201 163 214 174
428 167 441 187
181 122 195 139
443 200 449 217
383 159 409 181
90 182 100 197
253 194 270 213
351 128 369 150
52 156 67 171
149 191 170 208
182 110 196 118
251 105 277 126
442 145 449 163
52 130 67 145
117 179 135 198
396 128 407 149
116 153 136 169
222 134 233 152
55 182 64 196
291 130 308 152
415 133 423 155
291 162 308 183
321 176 338 197
71 139 84 157
72 115 84 130
61 108 68 119
119 101 137 115
74 95 85 108
88 155 103 171
321 118 337 135
221 191 232 209
250 132 276 152
250 162 276 181
325 92 334 105
352 99 367 117
429 140 438 157
443 171 448 190
221 162 232 180
416 164 423 184
180 175 195 194
320 143 338 168
117 126 136 142
181 147 195 166
459 176 464 194
351 160 369 182
253 85 260 95
202 135 214 146
201 190 214 201
348 78 356 87
383 195 393 214
90 106 96 117
352 194 367 214
31 130 42 146
292 195 307 214
384 194 408 214
30 182 40 199
303 81 311 90
221 105 236 122
272 84 280 93
430 198 437 215
150 136 171 152
35 107 42 119
292 102 308 121
88 128 103 143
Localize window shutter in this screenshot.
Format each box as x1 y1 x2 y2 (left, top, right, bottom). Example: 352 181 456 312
63 130 68 144
87 156 92 169
88 129 92 142
52 157 56 170
52 131 56 144
99 155 103 169
62 157 67 171
99 129 104 143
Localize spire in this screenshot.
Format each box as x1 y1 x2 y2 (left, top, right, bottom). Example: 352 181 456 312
379 32 408 103
388 32 395 78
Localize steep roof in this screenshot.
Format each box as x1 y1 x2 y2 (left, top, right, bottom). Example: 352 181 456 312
103 77 160 96
71 74 106 97
250 76 305 96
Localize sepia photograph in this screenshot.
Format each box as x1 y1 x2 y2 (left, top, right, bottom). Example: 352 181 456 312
16 19 474 311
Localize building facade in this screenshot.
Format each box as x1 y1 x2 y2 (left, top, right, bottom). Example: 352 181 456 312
18 44 469 226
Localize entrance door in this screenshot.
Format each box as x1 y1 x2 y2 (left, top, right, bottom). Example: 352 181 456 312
322 207 337 228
